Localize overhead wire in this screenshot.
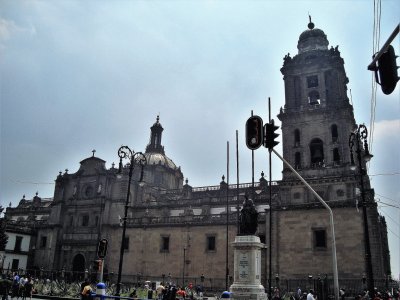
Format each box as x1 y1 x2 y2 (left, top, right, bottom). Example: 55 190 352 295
369 0 381 158
378 208 400 239
375 192 400 204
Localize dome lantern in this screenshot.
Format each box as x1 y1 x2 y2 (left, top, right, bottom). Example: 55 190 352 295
297 16 329 54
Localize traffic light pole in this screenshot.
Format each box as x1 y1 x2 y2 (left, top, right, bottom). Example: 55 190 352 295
100 259 104 282
267 98 272 300
368 24 399 71
271 148 339 300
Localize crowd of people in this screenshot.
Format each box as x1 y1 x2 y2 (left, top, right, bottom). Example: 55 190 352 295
147 282 203 300
0 273 35 300
269 286 400 300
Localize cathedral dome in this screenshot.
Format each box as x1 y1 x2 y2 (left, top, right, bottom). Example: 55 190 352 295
144 152 178 170
297 19 329 54
144 116 180 171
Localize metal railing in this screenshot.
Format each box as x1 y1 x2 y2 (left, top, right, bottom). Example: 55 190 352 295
1 268 398 299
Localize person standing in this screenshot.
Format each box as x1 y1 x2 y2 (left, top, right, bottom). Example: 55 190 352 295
296 287 302 300
307 290 315 300
11 273 20 299
23 278 33 300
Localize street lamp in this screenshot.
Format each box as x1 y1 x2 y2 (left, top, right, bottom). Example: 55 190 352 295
115 146 147 296
349 124 374 297
183 247 187 287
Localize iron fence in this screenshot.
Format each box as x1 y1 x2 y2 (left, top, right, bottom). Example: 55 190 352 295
1 268 398 299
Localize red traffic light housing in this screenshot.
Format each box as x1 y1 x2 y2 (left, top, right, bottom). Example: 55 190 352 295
97 238 108 259
245 116 263 150
264 120 280 150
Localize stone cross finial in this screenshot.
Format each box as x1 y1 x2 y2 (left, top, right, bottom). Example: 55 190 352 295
92 149 96 157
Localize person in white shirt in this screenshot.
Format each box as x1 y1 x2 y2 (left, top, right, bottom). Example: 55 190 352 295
307 289 315 300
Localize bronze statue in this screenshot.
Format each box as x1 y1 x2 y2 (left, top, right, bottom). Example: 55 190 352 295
239 196 258 235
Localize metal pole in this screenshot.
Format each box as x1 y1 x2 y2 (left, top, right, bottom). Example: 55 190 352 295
236 130 240 235
251 110 255 200
183 247 186 287
226 141 229 291
116 157 133 296
367 24 399 70
268 97 272 300
116 147 146 296
271 148 339 300
354 129 375 297
100 259 104 283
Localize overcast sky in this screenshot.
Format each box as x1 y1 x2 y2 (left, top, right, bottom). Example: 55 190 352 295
1 0 399 280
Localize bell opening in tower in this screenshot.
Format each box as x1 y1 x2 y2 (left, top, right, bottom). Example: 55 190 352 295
310 138 324 167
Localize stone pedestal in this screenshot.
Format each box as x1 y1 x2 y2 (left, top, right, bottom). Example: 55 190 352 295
230 235 267 300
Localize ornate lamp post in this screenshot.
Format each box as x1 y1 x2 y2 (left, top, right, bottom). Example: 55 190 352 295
349 124 374 297
183 247 187 287
115 146 147 296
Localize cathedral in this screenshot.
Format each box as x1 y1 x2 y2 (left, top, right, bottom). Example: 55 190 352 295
3 20 391 289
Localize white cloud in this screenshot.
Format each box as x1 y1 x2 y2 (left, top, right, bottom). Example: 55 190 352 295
0 18 15 40
0 18 36 41
373 119 400 140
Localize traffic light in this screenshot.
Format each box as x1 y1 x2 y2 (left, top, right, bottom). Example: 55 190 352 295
264 120 280 150
97 238 108 259
376 45 399 95
245 115 263 150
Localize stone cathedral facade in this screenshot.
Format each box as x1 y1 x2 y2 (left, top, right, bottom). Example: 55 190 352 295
4 21 391 285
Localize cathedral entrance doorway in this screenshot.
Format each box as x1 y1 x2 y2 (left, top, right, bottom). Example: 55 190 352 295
72 254 86 281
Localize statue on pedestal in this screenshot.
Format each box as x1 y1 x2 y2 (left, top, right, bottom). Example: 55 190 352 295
239 196 258 235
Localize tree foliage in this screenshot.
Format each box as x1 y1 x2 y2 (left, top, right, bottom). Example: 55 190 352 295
0 206 8 251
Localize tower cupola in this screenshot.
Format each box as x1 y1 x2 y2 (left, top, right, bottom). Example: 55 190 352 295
297 17 329 54
146 115 165 154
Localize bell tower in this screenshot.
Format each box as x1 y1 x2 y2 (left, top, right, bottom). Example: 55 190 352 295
278 18 357 182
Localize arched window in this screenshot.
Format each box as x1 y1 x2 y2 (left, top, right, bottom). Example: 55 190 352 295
294 129 300 146
331 124 338 142
310 138 324 166
333 148 340 164
308 90 320 105
295 152 301 169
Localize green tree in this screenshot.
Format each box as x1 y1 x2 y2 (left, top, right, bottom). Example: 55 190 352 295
0 206 8 251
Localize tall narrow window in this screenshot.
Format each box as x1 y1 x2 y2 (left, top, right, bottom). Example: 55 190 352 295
82 215 89 227
310 138 324 166
294 76 301 108
295 152 301 169
313 229 327 249
12 259 19 270
14 236 22 252
331 124 338 142
294 129 300 146
40 236 47 249
123 237 129 250
161 236 170 252
333 148 340 164
207 236 216 251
